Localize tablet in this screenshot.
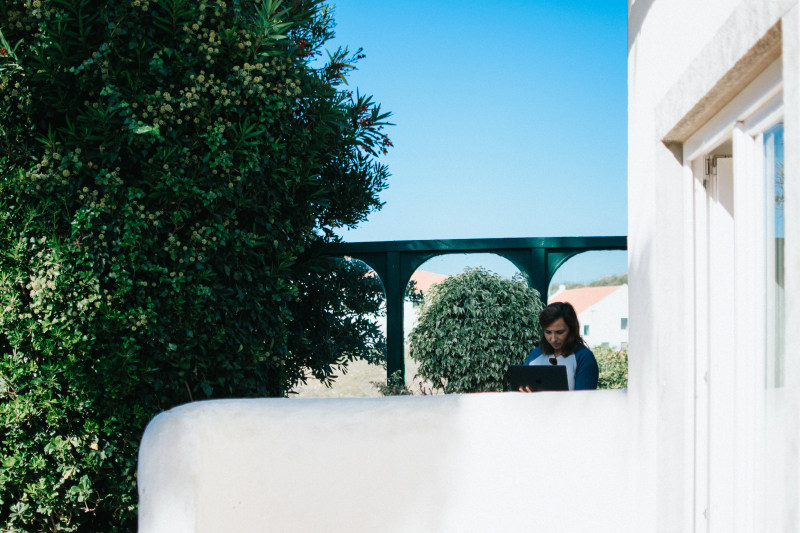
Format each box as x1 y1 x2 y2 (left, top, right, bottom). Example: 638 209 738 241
506 364 569 391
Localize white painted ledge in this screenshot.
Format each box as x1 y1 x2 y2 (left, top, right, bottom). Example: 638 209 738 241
138 391 633 533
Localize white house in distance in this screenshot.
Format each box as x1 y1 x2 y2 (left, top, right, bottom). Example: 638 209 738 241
549 284 629 349
373 269 448 339
138 2 800 531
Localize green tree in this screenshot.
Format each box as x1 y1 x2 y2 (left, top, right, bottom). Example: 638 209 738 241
594 345 628 389
408 268 543 393
0 0 390 529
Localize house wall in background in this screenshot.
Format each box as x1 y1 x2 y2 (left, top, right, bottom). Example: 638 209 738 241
550 285 629 349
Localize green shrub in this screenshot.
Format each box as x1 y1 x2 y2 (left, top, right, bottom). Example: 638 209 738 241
0 0 390 530
372 369 412 396
594 345 628 389
408 268 543 393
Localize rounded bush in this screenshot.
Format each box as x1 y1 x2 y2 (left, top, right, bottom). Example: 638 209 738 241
408 268 543 393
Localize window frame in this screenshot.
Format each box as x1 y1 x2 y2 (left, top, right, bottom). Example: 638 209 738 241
683 56 784 532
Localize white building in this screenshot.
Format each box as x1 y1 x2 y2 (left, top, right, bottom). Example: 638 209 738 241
628 0 798 529
550 284 629 349
373 270 448 339
138 2 800 531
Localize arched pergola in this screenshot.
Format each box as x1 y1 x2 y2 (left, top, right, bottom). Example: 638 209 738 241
323 236 627 380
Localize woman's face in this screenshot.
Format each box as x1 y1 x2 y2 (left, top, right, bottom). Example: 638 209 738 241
544 317 570 355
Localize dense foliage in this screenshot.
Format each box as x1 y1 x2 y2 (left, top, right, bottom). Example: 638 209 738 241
594 345 628 389
372 369 412 396
0 0 390 529
408 268 543 394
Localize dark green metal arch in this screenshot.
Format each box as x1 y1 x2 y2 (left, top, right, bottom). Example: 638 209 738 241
323 236 627 381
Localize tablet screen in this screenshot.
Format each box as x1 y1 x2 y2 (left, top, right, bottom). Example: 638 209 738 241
506 364 569 391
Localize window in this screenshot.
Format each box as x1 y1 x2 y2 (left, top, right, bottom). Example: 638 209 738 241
764 122 784 387
682 56 785 530
620 318 628 330
583 325 590 335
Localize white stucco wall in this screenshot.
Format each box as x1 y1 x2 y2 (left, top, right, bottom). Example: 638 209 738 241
138 392 634 533
629 0 800 530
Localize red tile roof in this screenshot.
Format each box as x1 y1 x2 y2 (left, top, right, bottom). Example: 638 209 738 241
364 269 448 293
548 285 623 314
409 271 448 293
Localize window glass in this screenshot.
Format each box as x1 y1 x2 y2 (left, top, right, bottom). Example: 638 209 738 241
764 122 784 387
621 318 628 330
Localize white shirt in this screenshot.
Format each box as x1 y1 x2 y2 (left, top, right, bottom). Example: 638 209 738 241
528 353 577 390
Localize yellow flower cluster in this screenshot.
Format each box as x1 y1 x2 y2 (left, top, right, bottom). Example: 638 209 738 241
131 0 152 12
0 72 31 116
162 220 219 268
17 241 106 325
25 257 59 304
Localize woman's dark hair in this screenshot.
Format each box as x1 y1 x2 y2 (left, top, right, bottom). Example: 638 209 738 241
538 301 586 355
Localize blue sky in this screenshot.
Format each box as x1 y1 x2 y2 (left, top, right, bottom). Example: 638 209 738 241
326 1 628 285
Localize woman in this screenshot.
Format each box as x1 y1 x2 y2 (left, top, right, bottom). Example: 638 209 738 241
524 302 599 390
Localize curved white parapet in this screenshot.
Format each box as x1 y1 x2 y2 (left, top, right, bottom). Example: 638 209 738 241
138 391 633 533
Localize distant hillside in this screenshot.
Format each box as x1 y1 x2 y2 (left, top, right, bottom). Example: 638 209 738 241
586 273 628 287
549 273 628 297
